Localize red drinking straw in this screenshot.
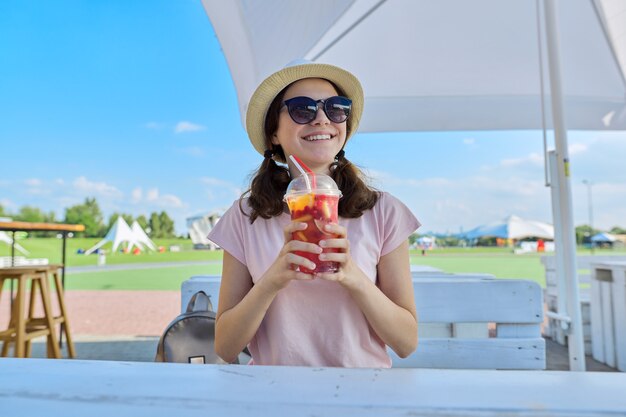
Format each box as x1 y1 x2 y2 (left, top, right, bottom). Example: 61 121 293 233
290 155 317 189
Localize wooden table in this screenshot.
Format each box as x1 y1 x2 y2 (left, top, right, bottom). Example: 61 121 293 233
0 221 85 274
0 221 84 354
1 359 625 416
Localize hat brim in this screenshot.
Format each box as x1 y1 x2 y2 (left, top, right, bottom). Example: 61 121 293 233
245 62 364 156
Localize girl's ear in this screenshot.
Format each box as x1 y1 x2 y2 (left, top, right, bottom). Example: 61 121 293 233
271 133 279 145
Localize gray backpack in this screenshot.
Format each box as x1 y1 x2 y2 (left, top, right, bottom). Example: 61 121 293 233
155 291 226 364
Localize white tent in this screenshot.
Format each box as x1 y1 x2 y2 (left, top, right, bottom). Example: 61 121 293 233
464 215 554 240
130 220 157 252
85 217 153 255
0 231 29 255
202 0 626 371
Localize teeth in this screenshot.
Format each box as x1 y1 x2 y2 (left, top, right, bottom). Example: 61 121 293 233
304 134 331 141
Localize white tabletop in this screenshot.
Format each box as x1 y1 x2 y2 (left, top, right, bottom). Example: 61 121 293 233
1 358 625 416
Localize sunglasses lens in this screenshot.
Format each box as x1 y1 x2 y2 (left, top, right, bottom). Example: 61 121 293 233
324 96 352 123
286 97 317 124
284 96 352 124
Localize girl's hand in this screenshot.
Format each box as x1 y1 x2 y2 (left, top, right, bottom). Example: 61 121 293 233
314 223 365 290
261 221 322 291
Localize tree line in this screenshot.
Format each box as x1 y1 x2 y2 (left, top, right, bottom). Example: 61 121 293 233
0 198 176 238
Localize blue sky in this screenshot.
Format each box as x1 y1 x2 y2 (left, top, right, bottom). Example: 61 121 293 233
1 0 625 235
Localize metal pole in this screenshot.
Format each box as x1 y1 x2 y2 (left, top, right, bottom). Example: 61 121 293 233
544 0 586 371
10 230 15 310
59 231 67 348
549 151 569 336
583 180 594 254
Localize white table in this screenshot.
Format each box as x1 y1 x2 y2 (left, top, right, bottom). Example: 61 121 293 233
1 358 625 416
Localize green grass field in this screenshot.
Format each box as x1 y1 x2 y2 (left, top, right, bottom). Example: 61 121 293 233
3 238 625 291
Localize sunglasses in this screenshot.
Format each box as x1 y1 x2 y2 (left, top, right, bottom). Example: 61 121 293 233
281 96 352 124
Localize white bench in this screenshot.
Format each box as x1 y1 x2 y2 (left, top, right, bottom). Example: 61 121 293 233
182 274 544 370
590 261 626 371
541 255 626 354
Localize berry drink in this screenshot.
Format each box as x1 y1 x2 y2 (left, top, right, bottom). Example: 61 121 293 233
284 173 342 274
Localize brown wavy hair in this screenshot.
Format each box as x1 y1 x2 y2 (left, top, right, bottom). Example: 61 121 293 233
241 80 379 223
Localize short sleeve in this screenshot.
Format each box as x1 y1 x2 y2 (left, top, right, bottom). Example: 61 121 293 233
379 193 421 256
207 200 247 265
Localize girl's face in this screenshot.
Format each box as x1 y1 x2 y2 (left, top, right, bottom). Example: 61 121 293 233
271 78 347 175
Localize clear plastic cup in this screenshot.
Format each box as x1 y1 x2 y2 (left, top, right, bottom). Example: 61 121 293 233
284 173 342 274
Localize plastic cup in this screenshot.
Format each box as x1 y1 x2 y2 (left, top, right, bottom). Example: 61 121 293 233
285 173 342 274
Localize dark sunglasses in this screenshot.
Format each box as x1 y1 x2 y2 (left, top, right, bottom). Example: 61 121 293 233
281 96 352 124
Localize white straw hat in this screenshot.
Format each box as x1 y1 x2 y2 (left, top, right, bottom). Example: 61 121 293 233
245 60 364 156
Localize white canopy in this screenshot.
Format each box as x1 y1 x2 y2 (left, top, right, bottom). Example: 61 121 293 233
85 217 156 255
203 0 626 133
130 221 157 251
202 0 626 371
464 215 554 240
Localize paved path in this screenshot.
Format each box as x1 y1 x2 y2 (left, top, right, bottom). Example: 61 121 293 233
66 260 221 274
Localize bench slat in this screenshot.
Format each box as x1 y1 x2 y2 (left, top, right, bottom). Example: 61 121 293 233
414 280 543 323
390 338 546 369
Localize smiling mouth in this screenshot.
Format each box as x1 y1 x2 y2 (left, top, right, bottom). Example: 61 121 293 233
303 134 333 141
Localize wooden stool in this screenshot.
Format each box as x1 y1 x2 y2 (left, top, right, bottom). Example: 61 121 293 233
0 266 63 358
30 265 76 358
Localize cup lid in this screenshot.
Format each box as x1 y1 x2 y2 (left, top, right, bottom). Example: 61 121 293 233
285 173 342 197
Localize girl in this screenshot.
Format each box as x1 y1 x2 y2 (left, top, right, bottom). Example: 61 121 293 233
208 60 420 367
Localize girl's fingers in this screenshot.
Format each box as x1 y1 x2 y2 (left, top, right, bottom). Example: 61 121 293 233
285 239 323 254
318 252 347 263
323 223 346 237
283 221 307 242
319 237 350 250
286 253 318 271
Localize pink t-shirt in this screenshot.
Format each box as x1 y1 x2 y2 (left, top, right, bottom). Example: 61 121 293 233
208 192 420 368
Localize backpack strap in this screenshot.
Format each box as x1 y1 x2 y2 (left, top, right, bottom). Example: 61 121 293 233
186 291 214 313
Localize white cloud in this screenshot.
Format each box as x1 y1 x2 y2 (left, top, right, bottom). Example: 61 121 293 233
200 177 242 202
72 176 123 198
0 198 15 209
24 178 42 187
568 143 588 155
179 146 205 157
463 138 475 145
175 121 206 133
200 177 234 187
369 168 553 234
131 187 142 203
144 121 164 130
133 187 184 208
499 153 543 168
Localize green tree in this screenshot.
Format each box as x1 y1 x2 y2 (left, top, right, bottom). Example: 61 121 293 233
16 206 46 223
136 214 149 232
149 212 161 238
610 226 626 234
158 211 175 238
15 206 57 236
575 224 597 245
0 204 8 218
64 197 104 237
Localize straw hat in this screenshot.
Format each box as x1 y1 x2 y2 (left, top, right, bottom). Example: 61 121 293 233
245 60 364 156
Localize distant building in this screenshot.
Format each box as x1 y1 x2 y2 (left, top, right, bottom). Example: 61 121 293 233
186 212 223 250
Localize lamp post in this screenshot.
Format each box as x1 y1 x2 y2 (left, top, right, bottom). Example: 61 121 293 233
582 180 594 254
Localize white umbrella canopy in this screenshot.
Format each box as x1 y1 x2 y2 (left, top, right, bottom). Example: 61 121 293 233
202 0 626 371
203 0 626 132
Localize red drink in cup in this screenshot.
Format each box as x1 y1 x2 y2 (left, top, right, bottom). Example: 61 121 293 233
285 173 342 274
